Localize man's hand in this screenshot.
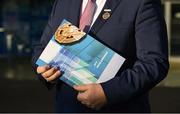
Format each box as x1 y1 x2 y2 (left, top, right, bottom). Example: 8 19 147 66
73 84 107 110
36 65 61 83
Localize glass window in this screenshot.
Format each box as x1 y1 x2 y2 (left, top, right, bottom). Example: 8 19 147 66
171 4 180 56
0 0 53 57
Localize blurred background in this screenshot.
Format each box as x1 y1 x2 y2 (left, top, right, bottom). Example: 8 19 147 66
0 0 180 113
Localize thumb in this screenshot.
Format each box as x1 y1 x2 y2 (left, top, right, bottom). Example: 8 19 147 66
73 85 89 92
37 65 50 74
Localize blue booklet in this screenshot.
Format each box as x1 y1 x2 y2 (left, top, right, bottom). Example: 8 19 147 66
36 19 125 86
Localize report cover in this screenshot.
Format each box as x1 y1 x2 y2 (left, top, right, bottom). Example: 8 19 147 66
36 19 125 86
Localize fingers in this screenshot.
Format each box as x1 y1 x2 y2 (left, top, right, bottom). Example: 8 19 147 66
82 101 94 109
36 65 61 83
37 65 50 74
77 92 92 107
74 84 106 110
46 70 61 82
42 67 58 78
77 92 88 102
78 93 95 109
74 85 91 102
73 85 89 92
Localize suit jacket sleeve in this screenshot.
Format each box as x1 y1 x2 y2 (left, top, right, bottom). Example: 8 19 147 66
101 0 169 106
31 0 59 90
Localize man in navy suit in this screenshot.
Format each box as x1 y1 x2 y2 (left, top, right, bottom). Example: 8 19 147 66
32 0 169 112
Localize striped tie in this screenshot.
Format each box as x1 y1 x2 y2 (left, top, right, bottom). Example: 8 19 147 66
79 0 97 32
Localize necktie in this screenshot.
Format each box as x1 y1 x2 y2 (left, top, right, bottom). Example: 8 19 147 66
79 0 97 32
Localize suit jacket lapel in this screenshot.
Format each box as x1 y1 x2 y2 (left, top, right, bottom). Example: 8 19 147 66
67 0 83 26
67 0 122 34
90 0 122 34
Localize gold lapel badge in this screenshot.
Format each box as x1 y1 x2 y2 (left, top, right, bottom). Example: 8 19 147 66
102 9 111 20
55 22 86 44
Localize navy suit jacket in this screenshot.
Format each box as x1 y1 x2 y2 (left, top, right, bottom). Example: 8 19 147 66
32 0 169 112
